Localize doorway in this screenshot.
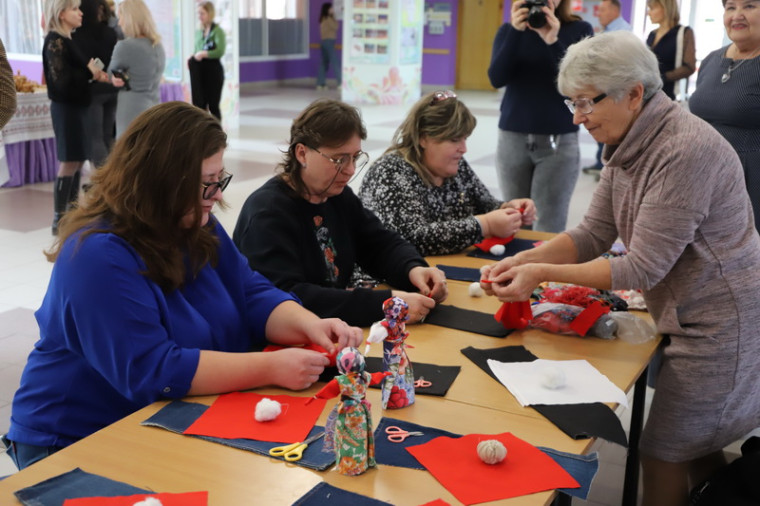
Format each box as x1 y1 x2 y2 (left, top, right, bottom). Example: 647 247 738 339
455 0 504 90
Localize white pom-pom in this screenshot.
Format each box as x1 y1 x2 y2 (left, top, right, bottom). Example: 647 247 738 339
468 282 485 297
477 439 507 465
133 498 163 506
489 244 506 256
540 366 567 390
255 397 282 422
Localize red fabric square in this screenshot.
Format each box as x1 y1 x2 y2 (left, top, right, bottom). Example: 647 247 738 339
63 491 207 505
473 235 515 252
406 433 579 505
183 392 326 443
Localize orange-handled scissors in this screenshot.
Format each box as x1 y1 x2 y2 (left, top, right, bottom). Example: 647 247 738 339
414 376 432 388
385 426 424 443
268 431 324 462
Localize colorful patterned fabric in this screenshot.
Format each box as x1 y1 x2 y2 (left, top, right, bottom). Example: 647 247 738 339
379 297 414 409
313 215 339 284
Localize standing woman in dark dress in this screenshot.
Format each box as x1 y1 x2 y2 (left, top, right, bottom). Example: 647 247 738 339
43 0 109 234
188 1 226 120
645 0 696 100
71 0 118 168
690 0 760 230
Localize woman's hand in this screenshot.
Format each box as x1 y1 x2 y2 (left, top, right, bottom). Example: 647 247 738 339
481 208 523 238
488 263 543 302
111 76 125 88
303 318 363 355
267 348 330 390
194 50 207 61
529 4 561 45
391 290 436 324
503 198 537 226
511 1 530 31
480 256 523 295
408 266 448 303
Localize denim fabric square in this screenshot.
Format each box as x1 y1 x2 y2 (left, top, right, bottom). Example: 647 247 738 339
538 447 599 500
14 468 149 506
292 482 392 505
374 417 462 470
141 400 335 471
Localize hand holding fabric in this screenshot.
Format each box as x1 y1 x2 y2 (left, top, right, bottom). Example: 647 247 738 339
408 266 448 303
390 291 435 324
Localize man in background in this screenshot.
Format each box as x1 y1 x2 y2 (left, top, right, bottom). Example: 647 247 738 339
582 0 631 180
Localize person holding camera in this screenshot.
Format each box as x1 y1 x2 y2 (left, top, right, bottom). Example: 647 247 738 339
107 0 165 138
188 2 226 120
488 0 592 233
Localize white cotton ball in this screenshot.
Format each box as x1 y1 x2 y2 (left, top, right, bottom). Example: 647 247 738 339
540 366 567 390
133 498 163 506
489 244 506 256
477 439 507 465
255 397 282 422
469 282 485 297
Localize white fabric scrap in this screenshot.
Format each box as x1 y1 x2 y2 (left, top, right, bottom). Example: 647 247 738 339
486 358 628 408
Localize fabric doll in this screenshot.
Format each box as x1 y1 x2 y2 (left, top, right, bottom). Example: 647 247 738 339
365 296 415 409
309 347 389 476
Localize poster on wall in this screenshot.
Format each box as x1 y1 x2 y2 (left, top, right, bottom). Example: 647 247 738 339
349 0 391 64
399 0 422 65
145 0 183 81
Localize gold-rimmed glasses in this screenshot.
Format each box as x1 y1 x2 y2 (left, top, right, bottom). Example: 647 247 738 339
312 148 370 175
563 93 608 115
201 172 232 199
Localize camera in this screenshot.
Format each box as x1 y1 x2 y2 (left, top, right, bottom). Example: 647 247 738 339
111 69 131 91
522 0 547 29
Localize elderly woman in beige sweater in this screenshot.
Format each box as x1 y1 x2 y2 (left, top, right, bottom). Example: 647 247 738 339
481 31 760 506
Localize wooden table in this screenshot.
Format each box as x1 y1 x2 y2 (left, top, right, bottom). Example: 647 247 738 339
0 231 660 505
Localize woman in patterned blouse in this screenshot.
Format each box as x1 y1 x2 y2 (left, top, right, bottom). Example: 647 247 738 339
359 91 536 256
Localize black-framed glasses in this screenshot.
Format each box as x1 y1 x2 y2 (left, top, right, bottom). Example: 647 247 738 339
312 148 370 175
431 89 457 105
564 93 607 115
201 172 232 199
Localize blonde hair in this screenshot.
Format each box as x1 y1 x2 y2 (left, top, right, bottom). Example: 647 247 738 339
648 0 680 27
44 0 82 36
387 92 476 187
118 0 161 45
200 2 216 23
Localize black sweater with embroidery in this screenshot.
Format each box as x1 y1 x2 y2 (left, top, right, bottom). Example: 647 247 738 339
43 32 92 105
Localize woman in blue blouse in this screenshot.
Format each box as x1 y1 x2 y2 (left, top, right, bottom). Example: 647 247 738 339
3 102 362 471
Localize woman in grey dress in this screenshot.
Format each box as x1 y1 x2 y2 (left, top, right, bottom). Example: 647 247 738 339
689 0 760 231
481 31 760 506
108 0 165 137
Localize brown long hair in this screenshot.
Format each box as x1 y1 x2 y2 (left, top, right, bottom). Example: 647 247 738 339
386 91 476 186
277 98 366 199
555 0 582 24
49 102 228 291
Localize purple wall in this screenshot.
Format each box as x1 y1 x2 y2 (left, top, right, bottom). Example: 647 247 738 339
7 60 44 84
421 0 458 86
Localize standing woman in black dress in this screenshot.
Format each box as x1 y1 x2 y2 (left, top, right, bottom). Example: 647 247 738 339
645 0 696 100
188 1 226 120
43 0 109 234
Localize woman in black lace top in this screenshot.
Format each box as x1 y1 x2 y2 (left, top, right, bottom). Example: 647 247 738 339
359 91 536 256
43 0 109 234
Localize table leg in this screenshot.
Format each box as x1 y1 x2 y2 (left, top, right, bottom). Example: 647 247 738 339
622 366 647 506
552 492 572 506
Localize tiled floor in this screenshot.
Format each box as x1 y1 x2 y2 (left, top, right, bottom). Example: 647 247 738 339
0 85 744 504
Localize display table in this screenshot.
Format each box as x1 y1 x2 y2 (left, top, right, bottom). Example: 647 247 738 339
0 91 56 188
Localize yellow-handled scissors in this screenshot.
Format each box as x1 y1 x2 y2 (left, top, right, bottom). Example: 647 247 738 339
268 431 325 462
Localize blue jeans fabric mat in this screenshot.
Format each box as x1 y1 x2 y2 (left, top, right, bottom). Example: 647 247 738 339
373 417 598 500
364 357 461 396
141 400 335 471
373 417 462 470
425 304 512 338
460 345 628 447
292 482 392 505
14 468 149 506
539 447 599 500
436 265 481 282
466 237 537 260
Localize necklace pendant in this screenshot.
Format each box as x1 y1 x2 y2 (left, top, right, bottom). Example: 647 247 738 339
721 72 731 84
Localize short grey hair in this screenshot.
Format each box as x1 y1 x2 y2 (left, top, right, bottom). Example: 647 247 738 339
558 31 662 102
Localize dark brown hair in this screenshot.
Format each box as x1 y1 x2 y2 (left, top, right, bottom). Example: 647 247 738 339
49 101 228 291
277 98 366 198
556 0 582 23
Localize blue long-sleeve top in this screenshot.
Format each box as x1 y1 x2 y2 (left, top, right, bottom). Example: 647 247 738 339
488 21 593 135
8 218 295 448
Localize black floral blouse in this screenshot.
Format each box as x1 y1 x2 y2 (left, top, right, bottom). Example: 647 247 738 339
359 153 503 256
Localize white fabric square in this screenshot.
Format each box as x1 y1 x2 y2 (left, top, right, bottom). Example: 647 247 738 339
487 358 628 408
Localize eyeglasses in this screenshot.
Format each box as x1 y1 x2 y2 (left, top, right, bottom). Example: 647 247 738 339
312 148 370 175
201 172 232 200
431 90 457 105
564 93 608 115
